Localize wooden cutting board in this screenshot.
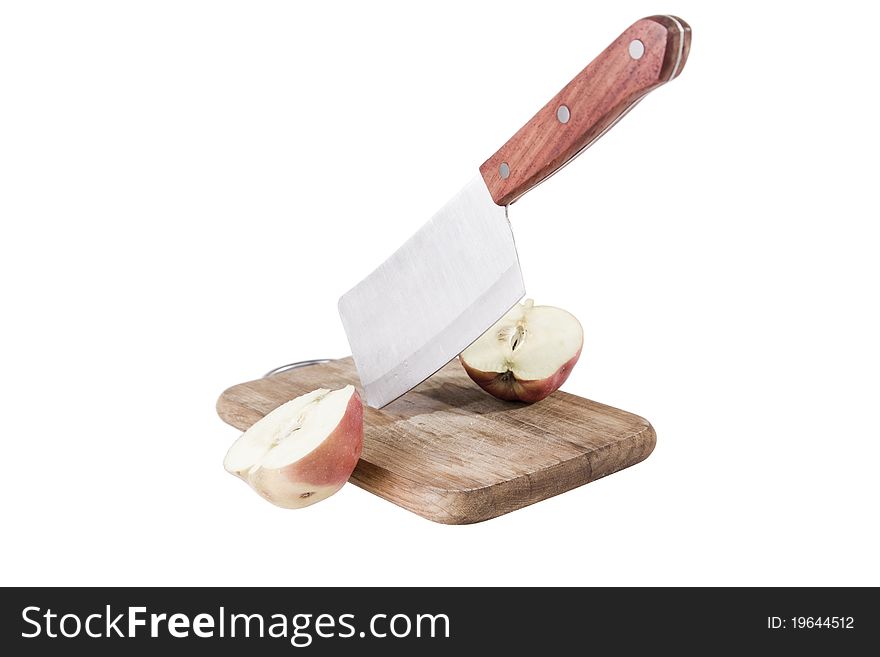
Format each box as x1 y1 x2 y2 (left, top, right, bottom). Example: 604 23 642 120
216 357 655 524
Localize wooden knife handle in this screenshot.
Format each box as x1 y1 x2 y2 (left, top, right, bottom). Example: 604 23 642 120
480 15 691 206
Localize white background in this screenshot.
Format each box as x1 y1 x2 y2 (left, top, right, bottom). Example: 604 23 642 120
1 1 878 586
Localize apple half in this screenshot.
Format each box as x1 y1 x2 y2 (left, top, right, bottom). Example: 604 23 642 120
459 299 583 403
223 385 363 509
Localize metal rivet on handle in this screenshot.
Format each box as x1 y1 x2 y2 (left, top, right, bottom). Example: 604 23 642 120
628 39 645 59
556 104 570 124
499 162 510 180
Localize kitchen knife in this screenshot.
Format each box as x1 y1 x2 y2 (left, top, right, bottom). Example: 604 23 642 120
339 15 691 408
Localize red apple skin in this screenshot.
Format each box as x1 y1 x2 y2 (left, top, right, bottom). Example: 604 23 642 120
460 349 581 403
247 391 364 509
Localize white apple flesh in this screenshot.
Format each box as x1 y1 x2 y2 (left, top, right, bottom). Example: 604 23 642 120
223 385 363 509
459 299 583 403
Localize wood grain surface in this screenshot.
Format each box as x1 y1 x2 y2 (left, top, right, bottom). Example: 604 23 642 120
480 15 691 205
217 357 655 524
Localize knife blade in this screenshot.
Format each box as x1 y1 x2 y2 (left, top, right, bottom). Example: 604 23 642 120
339 15 691 408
